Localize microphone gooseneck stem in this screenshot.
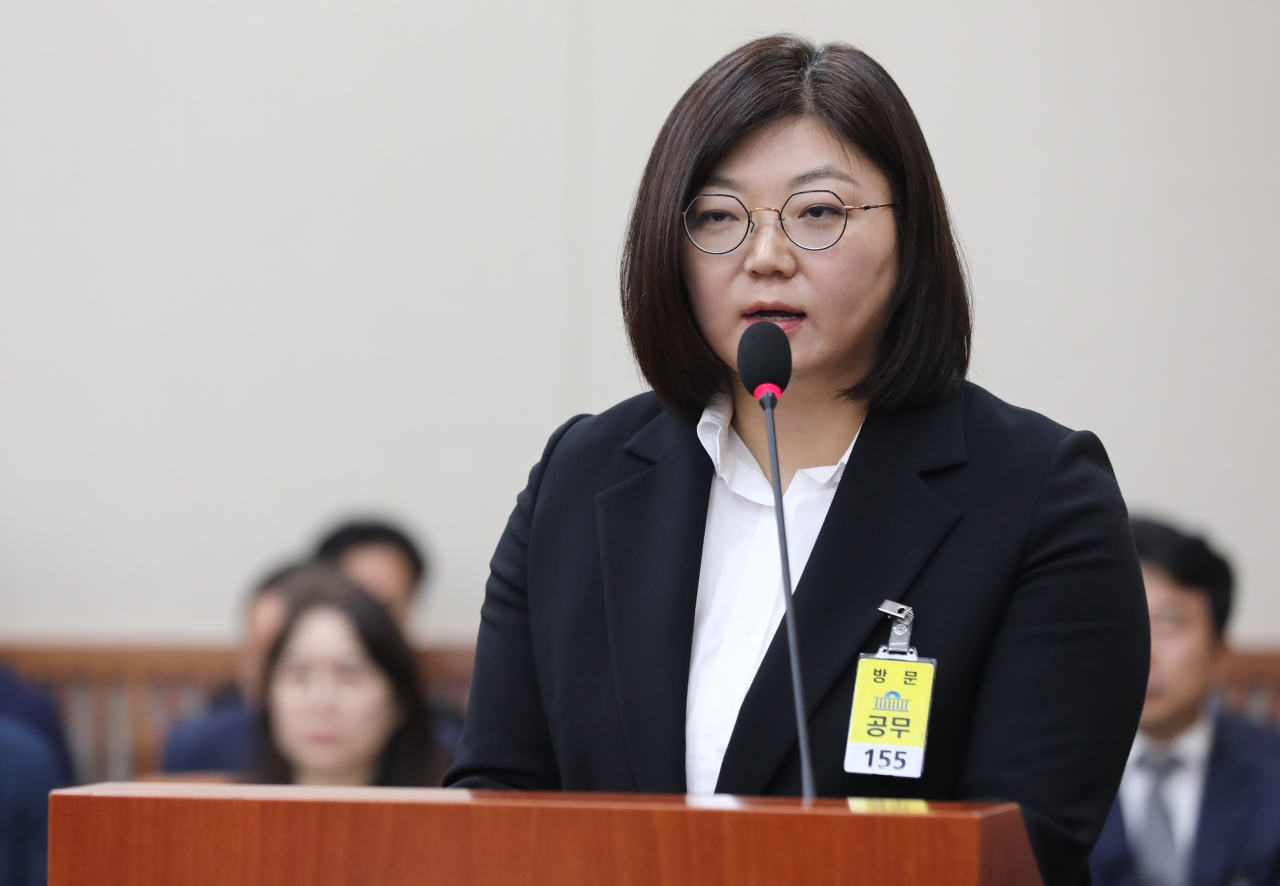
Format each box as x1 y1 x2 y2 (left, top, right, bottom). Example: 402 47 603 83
761 392 816 801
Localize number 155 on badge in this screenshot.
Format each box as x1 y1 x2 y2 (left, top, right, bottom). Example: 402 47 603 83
844 655 936 778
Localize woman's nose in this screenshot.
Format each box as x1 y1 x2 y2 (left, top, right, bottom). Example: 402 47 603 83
743 210 797 276
303 674 341 706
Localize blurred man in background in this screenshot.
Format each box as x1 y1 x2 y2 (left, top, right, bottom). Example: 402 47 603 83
1091 518 1280 886
314 520 427 628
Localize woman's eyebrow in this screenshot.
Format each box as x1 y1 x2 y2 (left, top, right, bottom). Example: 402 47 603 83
702 174 742 190
788 166 859 188
701 167 859 192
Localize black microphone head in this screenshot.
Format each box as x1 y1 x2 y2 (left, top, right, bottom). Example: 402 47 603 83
737 321 792 398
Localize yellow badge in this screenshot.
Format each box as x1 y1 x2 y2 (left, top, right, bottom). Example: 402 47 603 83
844 655 936 778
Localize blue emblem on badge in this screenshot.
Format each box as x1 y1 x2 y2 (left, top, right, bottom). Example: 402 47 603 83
872 691 910 712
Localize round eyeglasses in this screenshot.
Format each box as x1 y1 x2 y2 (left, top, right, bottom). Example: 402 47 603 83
681 190 895 254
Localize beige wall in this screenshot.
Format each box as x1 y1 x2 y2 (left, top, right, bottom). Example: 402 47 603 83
1 1 1277 645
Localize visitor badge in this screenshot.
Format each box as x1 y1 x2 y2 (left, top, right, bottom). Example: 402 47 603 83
843 600 936 779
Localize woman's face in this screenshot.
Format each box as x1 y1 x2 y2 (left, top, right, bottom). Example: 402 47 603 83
682 115 898 395
268 607 401 786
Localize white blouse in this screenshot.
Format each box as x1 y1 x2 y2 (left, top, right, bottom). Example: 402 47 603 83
684 392 859 794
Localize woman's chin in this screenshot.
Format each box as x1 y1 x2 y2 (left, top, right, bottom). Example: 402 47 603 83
296 751 353 774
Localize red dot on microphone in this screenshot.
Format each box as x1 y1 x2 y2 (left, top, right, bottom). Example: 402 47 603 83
753 383 782 401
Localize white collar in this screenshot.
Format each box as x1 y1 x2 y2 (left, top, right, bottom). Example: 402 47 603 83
1129 715 1216 771
695 392 858 503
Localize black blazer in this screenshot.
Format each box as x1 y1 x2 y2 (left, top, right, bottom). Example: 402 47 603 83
446 382 1149 886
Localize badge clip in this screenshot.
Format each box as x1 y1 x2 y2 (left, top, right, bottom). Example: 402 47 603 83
846 600 935 778
876 599 917 660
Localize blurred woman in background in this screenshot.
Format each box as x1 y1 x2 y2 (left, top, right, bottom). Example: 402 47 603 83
255 564 443 787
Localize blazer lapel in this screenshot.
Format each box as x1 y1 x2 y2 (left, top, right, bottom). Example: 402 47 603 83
1091 801 1139 886
715 394 965 795
1189 719 1255 886
597 409 713 793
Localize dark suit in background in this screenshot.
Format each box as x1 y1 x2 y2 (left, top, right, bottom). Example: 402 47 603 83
162 695 256 773
446 383 1150 886
1091 715 1280 886
0 665 73 786
163 691 466 775
0 715 61 886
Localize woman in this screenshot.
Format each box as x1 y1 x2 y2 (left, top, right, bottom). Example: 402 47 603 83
256 564 444 787
446 35 1148 886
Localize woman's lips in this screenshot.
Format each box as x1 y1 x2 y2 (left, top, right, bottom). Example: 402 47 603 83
744 309 805 333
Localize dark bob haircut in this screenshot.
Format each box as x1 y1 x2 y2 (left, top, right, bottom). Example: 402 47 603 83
622 34 970 419
255 563 444 786
1131 517 1234 637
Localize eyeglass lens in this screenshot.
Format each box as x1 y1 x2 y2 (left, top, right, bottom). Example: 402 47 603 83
683 190 851 253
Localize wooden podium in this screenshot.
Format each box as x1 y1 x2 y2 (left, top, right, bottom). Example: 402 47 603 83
50 783 1043 886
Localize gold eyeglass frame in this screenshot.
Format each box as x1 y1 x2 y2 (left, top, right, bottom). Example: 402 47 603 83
681 189 896 254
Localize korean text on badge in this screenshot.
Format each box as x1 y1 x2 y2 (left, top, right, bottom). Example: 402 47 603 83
844 656 936 779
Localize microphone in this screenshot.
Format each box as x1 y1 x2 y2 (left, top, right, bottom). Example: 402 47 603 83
737 321 816 801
